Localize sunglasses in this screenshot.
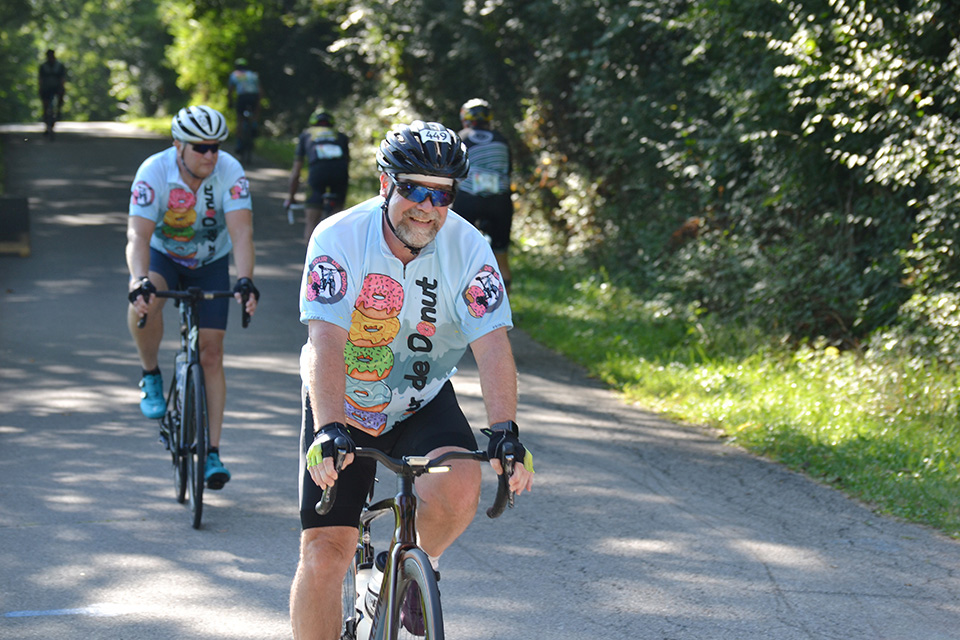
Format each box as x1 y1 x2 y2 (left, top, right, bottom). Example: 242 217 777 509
190 143 220 154
392 178 456 207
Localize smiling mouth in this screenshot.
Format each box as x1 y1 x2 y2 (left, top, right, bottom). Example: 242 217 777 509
406 212 435 225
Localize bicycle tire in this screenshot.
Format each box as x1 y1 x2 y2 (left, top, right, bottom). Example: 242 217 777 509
160 378 189 504
391 548 443 640
167 378 187 504
340 556 359 640
184 363 207 529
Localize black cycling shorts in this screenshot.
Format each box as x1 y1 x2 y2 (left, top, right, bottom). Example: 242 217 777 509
298 380 479 529
235 93 259 117
452 191 514 252
148 248 231 330
306 164 349 209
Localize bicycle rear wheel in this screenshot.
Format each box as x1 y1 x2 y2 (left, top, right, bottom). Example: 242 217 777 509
394 548 443 640
184 363 208 529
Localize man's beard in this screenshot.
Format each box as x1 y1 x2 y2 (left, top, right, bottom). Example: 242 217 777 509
393 208 440 249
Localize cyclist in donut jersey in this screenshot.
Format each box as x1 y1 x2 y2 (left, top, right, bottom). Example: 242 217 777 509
290 120 535 640
455 98 515 291
126 105 260 490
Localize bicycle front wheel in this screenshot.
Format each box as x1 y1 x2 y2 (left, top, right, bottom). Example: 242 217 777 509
183 363 208 529
340 555 358 640
394 548 443 640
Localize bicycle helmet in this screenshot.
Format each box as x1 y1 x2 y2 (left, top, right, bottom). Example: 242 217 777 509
235 58 248 68
309 110 334 127
460 98 492 128
377 120 469 182
171 106 229 143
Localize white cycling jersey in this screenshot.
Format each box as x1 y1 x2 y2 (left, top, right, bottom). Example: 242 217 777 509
299 196 512 436
129 146 252 269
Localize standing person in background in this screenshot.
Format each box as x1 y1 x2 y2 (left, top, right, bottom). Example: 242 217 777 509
38 49 67 136
227 58 263 154
284 110 351 242
126 105 260 491
455 98 515 291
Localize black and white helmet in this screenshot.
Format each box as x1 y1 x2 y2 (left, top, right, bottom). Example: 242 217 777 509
171 105 229 143
377 121 469 182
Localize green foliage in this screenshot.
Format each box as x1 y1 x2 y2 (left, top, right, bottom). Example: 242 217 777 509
511 253 960 537
0 0 37 123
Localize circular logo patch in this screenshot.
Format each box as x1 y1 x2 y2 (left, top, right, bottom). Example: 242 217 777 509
305 255 348 304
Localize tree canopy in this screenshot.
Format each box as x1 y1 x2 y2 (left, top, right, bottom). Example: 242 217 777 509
4 0 960 357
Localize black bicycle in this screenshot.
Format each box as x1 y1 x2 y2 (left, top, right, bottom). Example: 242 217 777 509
145 287 250 529
237 109 256 164
42 94 60 138
286 189 340 226
318 442 516 640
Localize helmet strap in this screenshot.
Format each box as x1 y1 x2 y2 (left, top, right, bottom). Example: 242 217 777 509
177 143 203 182
381 184 421 256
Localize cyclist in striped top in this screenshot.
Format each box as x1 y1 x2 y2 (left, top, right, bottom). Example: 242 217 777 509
455 98 515 291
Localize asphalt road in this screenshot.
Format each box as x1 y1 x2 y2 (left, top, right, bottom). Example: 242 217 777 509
1 123 959 640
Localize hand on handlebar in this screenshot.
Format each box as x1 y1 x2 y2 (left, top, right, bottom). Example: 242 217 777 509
306 422 355 489
128 277 156 326
482 421 535 495
233 277 260 318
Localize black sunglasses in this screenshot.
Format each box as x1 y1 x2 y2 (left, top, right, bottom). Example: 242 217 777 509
392 178 456 207
190 143 220 154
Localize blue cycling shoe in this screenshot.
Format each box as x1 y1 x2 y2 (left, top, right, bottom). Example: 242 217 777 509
139 373 165 419
205 451 231 490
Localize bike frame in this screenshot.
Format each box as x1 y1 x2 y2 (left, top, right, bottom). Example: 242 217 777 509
151 287 248 528
320 446 515 640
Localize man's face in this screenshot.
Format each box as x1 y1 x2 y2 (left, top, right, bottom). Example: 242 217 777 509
175 140 220 180
380 174 453 251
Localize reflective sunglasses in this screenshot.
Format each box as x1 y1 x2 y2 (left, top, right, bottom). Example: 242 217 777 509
392 177 456 207
190 142 220 154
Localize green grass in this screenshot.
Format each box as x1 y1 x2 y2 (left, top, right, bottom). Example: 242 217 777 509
510 255 960 538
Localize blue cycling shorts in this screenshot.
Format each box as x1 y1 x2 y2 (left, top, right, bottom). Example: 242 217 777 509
149 248 231 330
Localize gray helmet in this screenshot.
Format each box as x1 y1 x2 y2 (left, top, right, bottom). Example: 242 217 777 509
171 106 229 143
377 121 469 182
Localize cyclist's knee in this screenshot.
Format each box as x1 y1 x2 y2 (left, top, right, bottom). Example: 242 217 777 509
198 331 225 369
299 527 356 576
420 458 481 514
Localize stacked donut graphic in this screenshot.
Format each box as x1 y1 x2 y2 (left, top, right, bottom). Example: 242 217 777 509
343 274 404 435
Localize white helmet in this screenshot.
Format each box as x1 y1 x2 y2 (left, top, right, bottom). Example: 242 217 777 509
171 105 229 143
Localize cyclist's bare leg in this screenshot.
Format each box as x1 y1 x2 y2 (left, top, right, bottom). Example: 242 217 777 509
198 328 226 448
290 525 357 640
127 271 169 371
304 206 322 243
414 446 482 557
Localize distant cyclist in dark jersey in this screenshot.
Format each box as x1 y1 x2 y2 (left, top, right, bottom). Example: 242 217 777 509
455 98 515 290
284 110 350 242
38 49 67 136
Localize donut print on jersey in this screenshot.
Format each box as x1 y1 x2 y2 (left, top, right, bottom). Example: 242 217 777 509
343 273 404 436
348 309 401 347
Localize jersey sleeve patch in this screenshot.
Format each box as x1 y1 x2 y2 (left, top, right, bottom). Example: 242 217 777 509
131 181 155 206
230 176 250 200
304 255 348 304
463 265 505 318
